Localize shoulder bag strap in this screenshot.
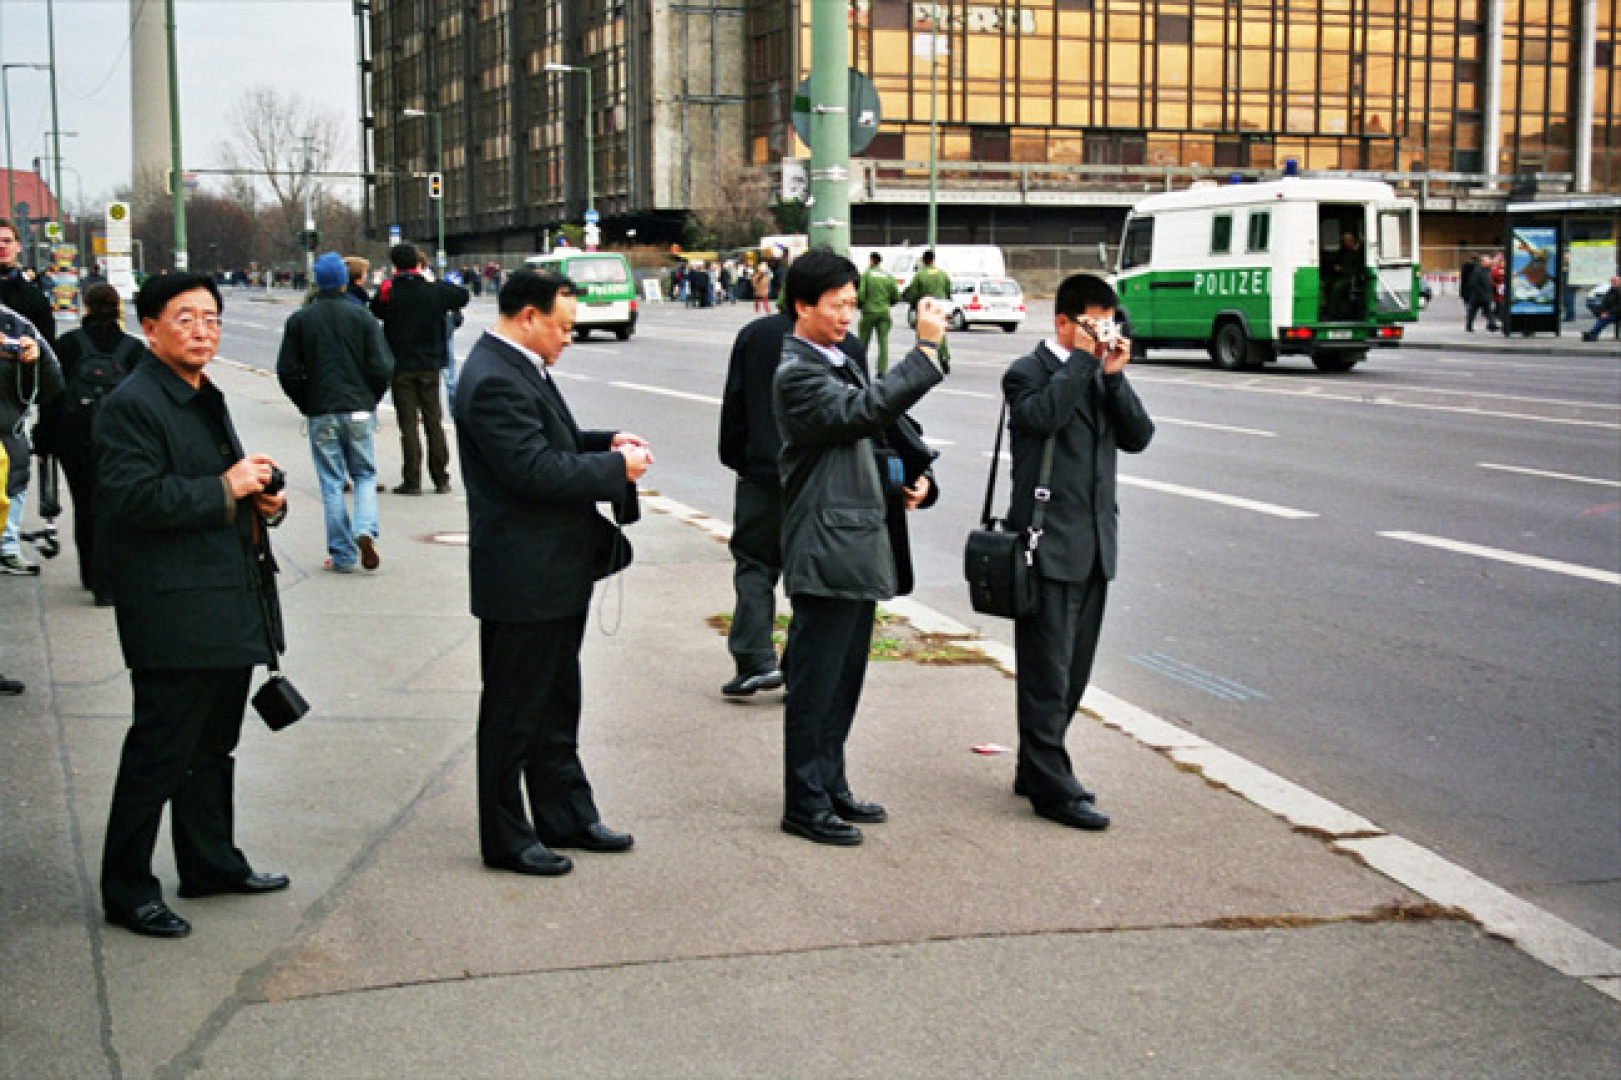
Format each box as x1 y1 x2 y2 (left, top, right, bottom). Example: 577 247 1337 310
980 397 1056 531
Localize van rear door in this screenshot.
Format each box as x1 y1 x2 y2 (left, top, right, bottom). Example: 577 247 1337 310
1373 203 1420 319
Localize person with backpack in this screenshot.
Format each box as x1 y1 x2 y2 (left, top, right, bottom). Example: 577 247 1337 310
32 283 142 602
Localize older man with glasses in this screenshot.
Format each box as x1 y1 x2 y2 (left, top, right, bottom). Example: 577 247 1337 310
94 272 293 939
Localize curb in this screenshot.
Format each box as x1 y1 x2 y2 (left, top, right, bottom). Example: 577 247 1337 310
645 491 1621 1003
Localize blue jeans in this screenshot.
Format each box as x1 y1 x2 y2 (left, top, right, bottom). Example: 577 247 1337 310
308 413 378 568
1 484 26 557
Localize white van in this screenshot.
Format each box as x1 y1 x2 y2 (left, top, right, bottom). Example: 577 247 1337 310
524 250 638 340
867 244 1007 293
1112 178 1419 372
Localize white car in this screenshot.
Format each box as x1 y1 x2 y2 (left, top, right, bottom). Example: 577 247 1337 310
910 276 1026 332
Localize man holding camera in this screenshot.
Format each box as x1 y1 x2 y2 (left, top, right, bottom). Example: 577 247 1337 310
1002 274 1154 832
1 218 61 575
454 268 651 878
773 249 947 846
95 273 291 938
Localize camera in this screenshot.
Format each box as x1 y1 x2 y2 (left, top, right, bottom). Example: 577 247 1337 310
0 340 21 360
263 466 287 497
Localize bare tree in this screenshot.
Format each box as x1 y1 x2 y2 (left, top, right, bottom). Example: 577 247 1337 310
687 167 776 251
217 86 352 263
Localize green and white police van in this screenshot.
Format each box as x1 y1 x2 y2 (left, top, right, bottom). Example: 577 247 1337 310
1112 178 1419 373
524 250 638 341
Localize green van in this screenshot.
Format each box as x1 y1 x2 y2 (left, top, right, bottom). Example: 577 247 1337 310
524 250 638 340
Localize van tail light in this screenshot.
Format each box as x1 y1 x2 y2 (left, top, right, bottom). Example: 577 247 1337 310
1374 325 1402 340
969 297 982 310
1281 326 1315 341
629 299 637 312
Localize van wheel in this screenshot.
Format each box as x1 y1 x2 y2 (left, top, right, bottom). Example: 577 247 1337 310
1312 350 1365 373
1212 322 1261 371
1001 322 1018 333
615 325 632 341
950 310 967 332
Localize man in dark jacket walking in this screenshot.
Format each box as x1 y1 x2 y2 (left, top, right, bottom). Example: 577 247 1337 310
96 273 291 938
1462 255 1499 332
278 253 395 571
771 249 948 846
370 243 469 494
1002 273 1154 832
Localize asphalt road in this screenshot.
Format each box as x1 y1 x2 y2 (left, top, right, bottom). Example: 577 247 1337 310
215 288 1620 949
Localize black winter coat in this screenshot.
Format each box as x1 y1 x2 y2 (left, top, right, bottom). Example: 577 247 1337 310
369 272 470 374
95 358 279 671
277 290 394 416
774 335 942 600
0 268 57 345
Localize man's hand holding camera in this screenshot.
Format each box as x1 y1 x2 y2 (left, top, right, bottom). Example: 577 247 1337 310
225 452 287 517
613 432 654 481
1077 316 1133 376
0 334 40 363
916 298 950 372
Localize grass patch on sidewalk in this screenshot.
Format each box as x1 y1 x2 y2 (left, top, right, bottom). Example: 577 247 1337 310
707 608 993 666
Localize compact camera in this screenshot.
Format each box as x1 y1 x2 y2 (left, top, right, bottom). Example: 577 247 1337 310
0 340 21 360
263 466 287 497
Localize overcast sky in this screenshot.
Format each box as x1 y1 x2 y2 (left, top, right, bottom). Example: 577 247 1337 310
2 0 360 210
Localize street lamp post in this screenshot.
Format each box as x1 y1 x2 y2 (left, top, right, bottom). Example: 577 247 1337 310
58 162 85 269
544 63 594 224
1 63 51 238
402 107 445 271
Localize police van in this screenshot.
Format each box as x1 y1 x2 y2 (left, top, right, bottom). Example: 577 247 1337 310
1112 178 1418 372
524 250 638 341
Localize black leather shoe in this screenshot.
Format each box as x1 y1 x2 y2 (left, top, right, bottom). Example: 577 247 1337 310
830 791 887 824
178 870 290 899
1014 777 1098 803
781 811 863 846
392 483 422 495
722 666 784 698
1033 798 1111 832
107 900 192 938
485 844 574 877
545 822 634 853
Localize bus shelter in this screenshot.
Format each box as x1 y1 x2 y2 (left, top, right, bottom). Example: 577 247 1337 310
1503 196 1621 337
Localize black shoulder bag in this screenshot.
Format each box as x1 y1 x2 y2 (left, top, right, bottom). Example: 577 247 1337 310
249 518 309 731
963 399 1053 619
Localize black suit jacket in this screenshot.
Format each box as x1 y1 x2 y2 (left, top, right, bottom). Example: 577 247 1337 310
1002 341 1154 583
94 357 278 670
453 331 628 623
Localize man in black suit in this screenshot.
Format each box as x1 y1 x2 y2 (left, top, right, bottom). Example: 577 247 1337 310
453 268 652 877
95 273 291 938
1002 273 1154 832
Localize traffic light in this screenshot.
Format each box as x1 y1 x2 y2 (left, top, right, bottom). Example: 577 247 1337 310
298 229 320 252
428 172 443 200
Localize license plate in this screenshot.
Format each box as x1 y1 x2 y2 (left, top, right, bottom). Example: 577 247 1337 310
1324 329 1353 340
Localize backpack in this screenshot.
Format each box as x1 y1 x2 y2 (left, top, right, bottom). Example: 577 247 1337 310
64 332 141 417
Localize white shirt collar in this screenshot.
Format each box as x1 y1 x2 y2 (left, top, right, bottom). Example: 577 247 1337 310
790 333 848 367
490 329 550 377
1044 338 1071 364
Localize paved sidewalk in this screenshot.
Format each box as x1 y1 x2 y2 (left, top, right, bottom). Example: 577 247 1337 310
2 359 1618 1079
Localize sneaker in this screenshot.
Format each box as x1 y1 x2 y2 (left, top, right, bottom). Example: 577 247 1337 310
357 534 381 571
0 553 40 576
0 675 23 695
722 666 785 698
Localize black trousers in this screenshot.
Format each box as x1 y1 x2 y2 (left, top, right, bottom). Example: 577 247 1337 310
727 478 783 676
57 442 105 595
477 616 600 862
1013 574 1109 807
781 595 876 818
101 667 255 913
391 370 450 489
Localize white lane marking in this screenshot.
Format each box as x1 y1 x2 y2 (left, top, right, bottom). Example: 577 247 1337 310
938 388 998 400
552 370 594 381
609 380 722 406
650 491 1621 998
1158 416 1277 437
1129 373 1621 431
1121 476 1319 519
1380 531 1621 586
1479 463 1621 488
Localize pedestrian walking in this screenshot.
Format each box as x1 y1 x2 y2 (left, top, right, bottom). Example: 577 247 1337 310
752 261 773 314
276 253 395 573
1581 276 1620 340
0 217 60 574
902 249 953 368
857 251 900 374
1462 255 1498 332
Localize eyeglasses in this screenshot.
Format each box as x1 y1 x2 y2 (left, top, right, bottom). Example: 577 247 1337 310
169 313 223 334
